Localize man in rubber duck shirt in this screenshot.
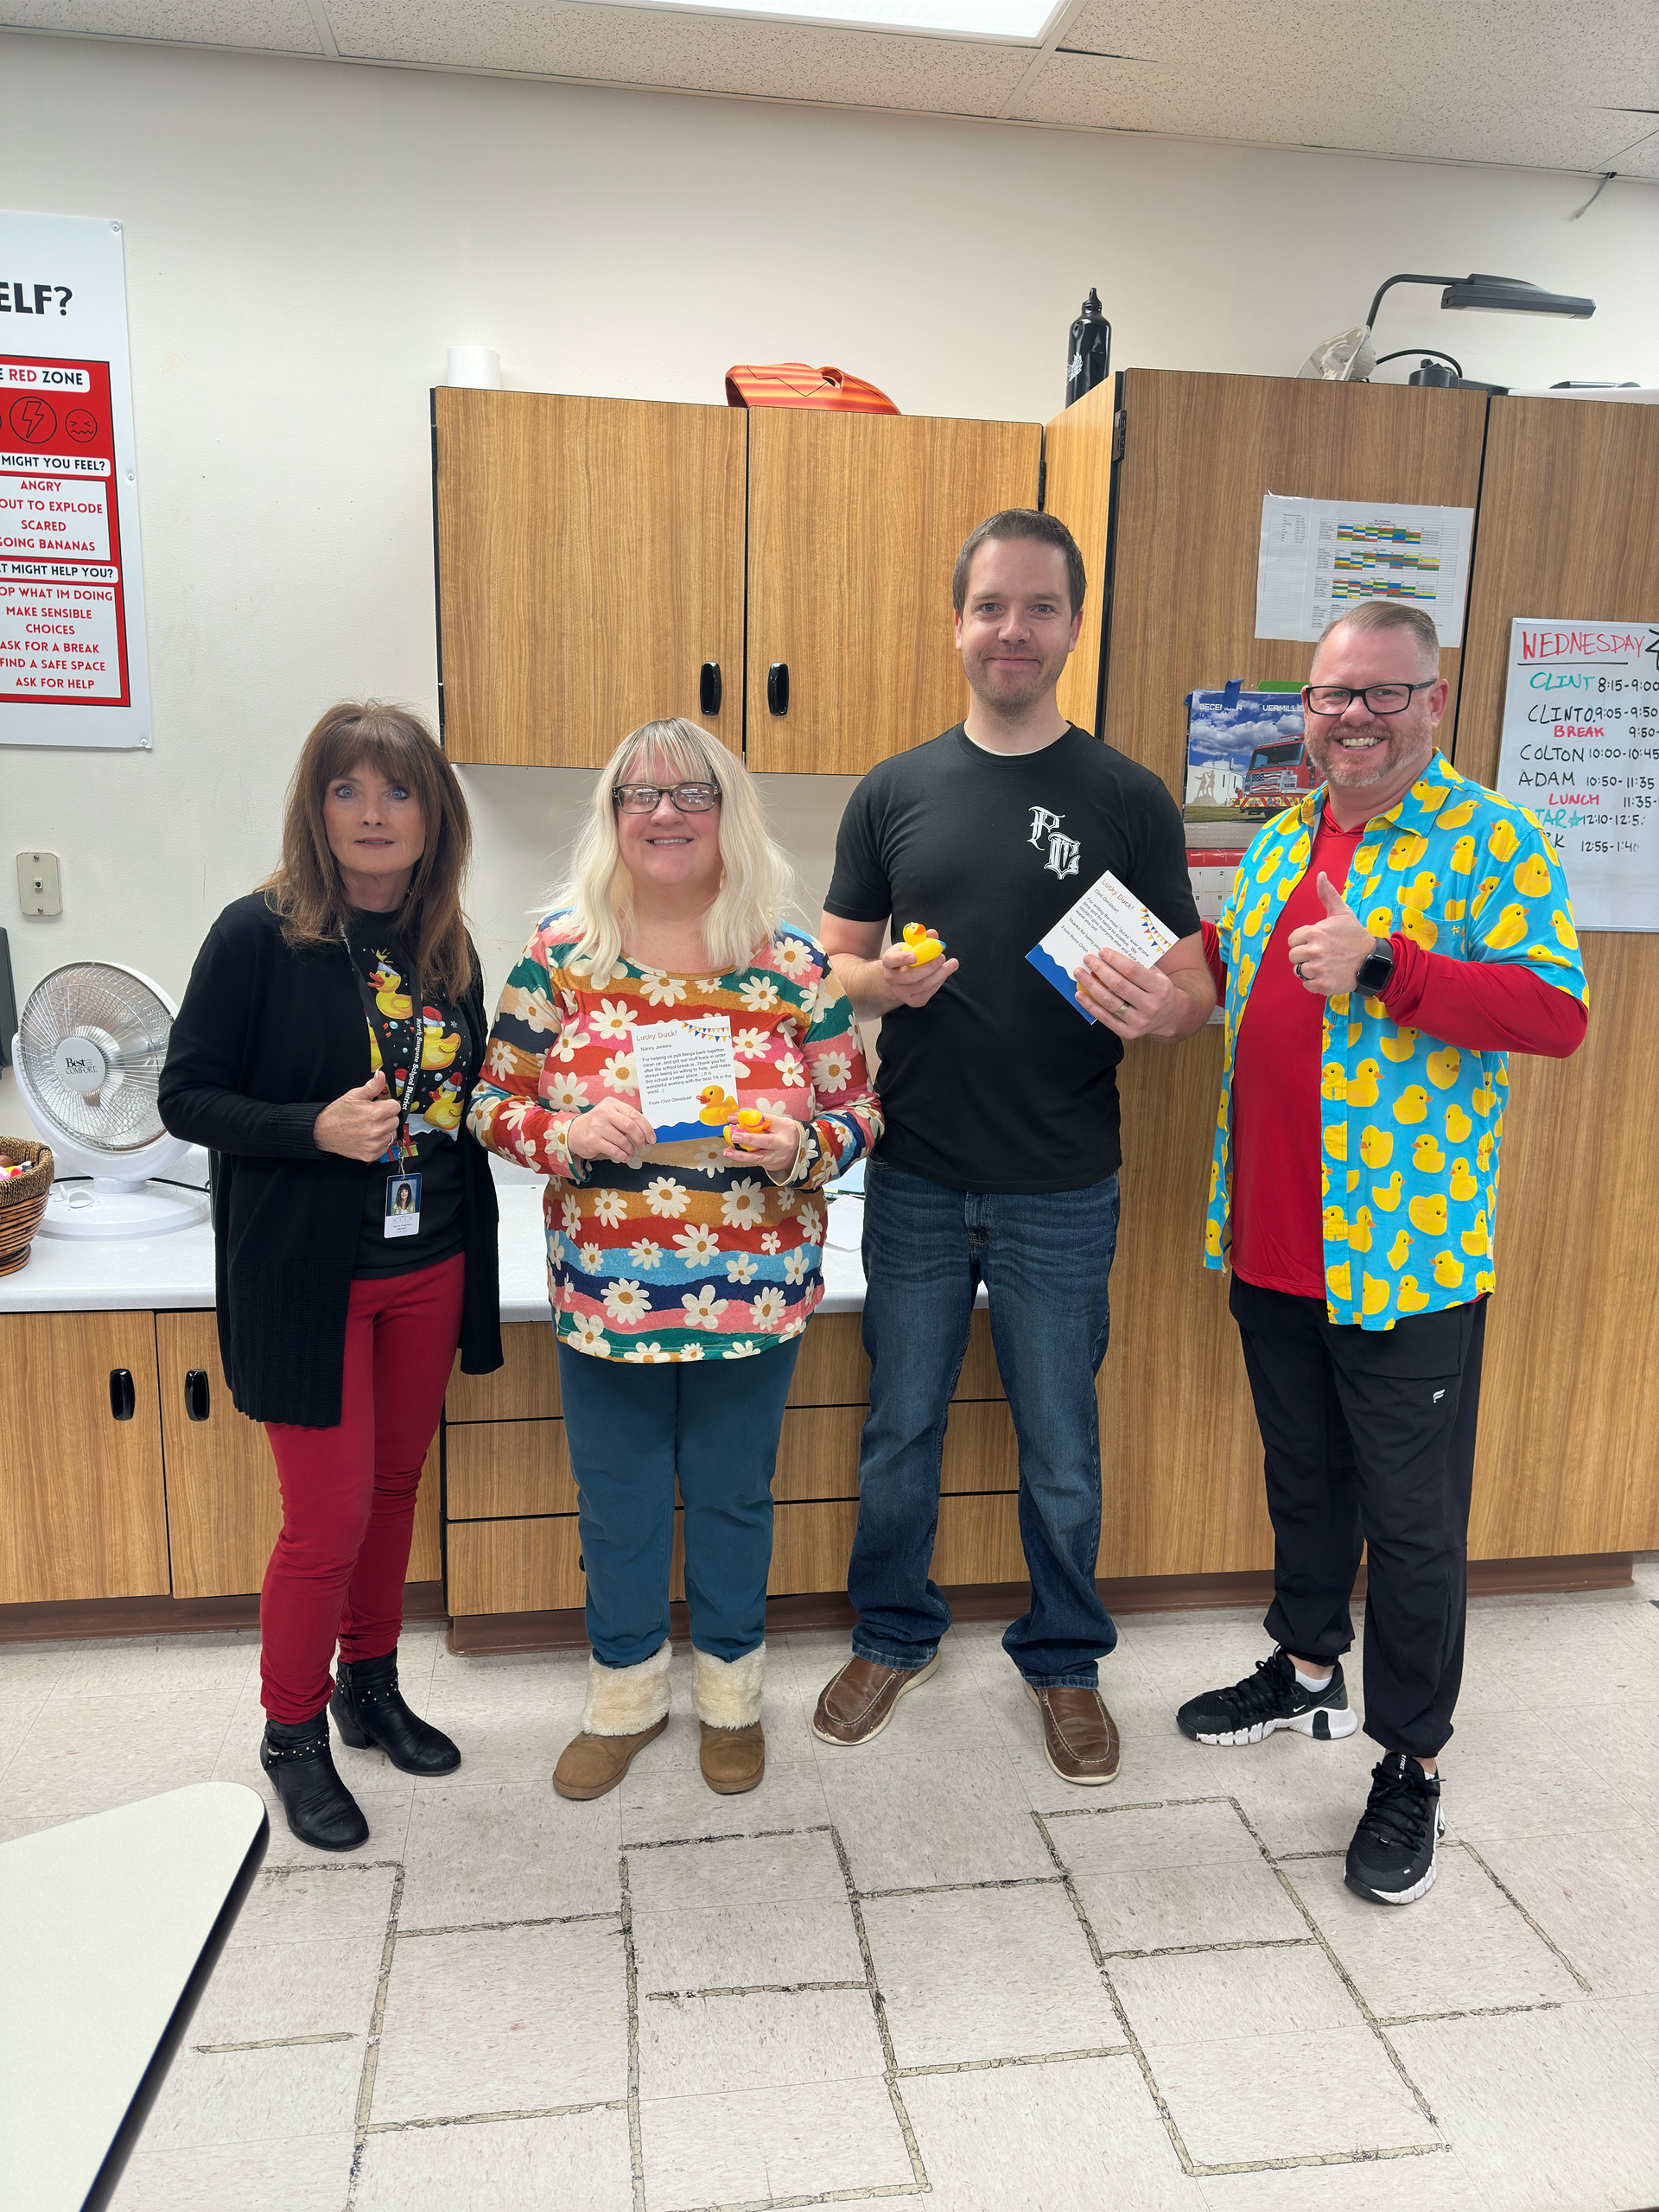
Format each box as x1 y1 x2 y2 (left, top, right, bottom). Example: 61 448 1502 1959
1181 599 1586 1907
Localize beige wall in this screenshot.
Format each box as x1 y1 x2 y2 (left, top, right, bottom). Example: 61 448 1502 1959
1 30 1654 1022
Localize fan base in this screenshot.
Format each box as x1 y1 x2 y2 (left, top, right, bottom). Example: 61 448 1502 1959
38 1182 209 1241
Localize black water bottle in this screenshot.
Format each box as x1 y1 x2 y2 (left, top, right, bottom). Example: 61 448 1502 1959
1065 287 1110 408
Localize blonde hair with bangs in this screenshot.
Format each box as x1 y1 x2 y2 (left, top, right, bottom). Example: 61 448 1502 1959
556 719 798 979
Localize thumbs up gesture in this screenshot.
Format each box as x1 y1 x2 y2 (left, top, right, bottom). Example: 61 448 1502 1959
1285 872 1380 999
314 1067 404 1161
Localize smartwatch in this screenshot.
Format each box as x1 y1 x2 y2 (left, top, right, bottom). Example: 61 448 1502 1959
1355 936 1395 995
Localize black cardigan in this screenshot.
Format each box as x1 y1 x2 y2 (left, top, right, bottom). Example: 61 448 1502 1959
158 893 502 1425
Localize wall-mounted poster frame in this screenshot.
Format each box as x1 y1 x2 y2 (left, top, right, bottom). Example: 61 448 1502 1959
0 211 150 750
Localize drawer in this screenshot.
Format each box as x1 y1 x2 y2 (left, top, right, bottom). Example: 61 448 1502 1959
447 1515 583 1614
446 1418 577 1518
446 1323 562 1421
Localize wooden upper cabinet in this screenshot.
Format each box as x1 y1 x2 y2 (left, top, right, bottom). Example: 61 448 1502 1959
744 410 1042 775
0 1313 169 1605
1042 378 1118 734
434 390 747 767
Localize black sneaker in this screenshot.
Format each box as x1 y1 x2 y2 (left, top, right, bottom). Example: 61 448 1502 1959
1344 1753 1444 1905
1176 1647 1359 1746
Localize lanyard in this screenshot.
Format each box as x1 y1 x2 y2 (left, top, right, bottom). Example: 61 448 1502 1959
342 928 422 1163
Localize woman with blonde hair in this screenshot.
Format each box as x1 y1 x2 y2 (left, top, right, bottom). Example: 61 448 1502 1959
161 702 501 1851
471 718 880 1799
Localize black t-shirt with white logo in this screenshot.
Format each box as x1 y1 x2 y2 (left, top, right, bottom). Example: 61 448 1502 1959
824 724 1199 1193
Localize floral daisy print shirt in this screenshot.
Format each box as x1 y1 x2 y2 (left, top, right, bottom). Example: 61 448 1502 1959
467 918 883 1363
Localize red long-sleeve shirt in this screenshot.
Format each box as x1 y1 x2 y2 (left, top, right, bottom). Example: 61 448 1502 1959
1205 814 1587 1300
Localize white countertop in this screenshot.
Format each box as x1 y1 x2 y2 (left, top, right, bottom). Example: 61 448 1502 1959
0 1179 878 1323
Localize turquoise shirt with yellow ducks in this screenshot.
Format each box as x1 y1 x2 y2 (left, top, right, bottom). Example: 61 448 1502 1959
1203 749 1587 1330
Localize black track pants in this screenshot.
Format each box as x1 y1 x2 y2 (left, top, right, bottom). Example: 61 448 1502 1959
1229 1274 1487 1759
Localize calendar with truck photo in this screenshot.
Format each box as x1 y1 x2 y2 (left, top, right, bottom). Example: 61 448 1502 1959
1182 681 1307 921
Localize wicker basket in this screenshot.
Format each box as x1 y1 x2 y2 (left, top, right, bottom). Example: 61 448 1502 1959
0 1135 54 1277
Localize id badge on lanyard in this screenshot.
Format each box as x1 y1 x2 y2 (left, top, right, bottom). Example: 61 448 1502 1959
344 930 423 1240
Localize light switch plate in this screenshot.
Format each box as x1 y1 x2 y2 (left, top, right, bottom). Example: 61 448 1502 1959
17 850 61 918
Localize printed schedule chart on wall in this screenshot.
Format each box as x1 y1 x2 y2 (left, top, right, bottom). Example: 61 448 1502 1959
1495 619 1659 933
0 210 150 748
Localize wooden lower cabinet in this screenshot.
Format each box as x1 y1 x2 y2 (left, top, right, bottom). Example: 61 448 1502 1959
155 1310 440 1599
0 1311 170 1605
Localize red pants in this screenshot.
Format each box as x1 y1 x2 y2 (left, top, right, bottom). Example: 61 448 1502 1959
260 1254 463 1724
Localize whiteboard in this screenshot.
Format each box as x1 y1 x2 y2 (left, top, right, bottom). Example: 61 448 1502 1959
1495 617 1659 933
0 209 151 750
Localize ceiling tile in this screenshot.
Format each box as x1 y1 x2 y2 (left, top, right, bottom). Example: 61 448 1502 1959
0 0 322 49
1014 0 1659 169
326 0 1036 114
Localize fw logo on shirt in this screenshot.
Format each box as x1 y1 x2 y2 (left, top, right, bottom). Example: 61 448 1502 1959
1029 806 1081 880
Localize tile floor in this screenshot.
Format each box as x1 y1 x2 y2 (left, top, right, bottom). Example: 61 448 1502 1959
3 1564 1656 2212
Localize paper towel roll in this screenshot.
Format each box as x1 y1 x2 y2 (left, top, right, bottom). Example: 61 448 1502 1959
446 346 502 390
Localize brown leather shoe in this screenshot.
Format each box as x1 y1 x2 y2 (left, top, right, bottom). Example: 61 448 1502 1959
812 1652 940 1746
1027 1682 1121 1786
552 1715 668 1801
700 1720 765 1795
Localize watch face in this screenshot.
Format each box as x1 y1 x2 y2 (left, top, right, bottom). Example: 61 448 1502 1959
1357 951 1393 990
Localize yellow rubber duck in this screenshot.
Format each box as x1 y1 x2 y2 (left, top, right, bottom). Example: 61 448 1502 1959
1471 875 1500 918
1371 1171 1403 1213
1349 1207 1375 1254
1348 1061 1381 1109
1476 1131 1495 1172
1397 1275 1432 1313
369 958 412 1020
1449 1158 1478 1201
1327 1260 1352 1303
1362 1274 1391 1316
1400 872 1438 911
1434 1250 1465 1289
697 1084 741 1125
1366 906 1395 936
1389 830 1428 871
1482 904 1529 951
1380 1026 1418 1064
1353 843 1380 874
1413 779 1450 813
423 1075 465 1131
1360 1125 1392 1168
1411 1134 1446 1173
1449 835 1476 875
1321 1061 1347 1102
1322 1204 1348 1243
1323 1123 1348 1161
902 923 944 964
421 1021 461 1071
1445 1102 1472 1142
1552 909 1578 950
1471 1081 1497 1117
1408 1192 1447 1235
1400 907 1439 950
1444 899 1466 921
1205 1218 1224 1258
1347 1020 1364 1047
1513 853 1551 898
1393 1085 1429 1125
1460 1211 1490 1256
1243 893 1272 934
1386 1227 1410 1269
1439 798 1479 830
1486 818 1520 863
1346 1167 1361 1194
1425 1046 1460 1091
1474 1268 1496 1296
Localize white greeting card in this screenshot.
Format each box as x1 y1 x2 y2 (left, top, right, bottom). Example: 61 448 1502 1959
1027 871 1178 1026
629 1016 738 1141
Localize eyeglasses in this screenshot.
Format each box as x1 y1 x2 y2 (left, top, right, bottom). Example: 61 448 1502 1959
1302 682 1436 716
612 782 721 814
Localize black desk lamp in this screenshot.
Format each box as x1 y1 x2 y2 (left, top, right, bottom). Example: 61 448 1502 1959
1299 273 1596 388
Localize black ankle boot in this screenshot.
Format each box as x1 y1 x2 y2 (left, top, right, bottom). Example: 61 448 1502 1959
331 1649 461 1777
260 1712 370 1851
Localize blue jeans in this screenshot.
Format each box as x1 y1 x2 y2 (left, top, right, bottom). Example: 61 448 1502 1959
849 1160 1120 1687
556 1339 801 1669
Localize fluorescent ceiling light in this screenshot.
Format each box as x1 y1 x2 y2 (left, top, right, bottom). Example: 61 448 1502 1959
581 0 1063 39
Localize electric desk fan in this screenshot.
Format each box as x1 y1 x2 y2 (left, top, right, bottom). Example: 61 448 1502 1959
10 962 207 1238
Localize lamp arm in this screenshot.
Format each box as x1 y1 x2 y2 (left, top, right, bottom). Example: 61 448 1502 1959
1363 274 1459 332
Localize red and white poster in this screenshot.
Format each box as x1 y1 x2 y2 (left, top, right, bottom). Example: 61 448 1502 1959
0 214 150 748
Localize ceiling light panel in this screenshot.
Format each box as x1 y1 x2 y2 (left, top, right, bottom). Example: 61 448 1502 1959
579 0 1063 41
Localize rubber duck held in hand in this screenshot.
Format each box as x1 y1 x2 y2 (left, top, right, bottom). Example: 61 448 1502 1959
902 923 945 963
697 1084 741 1125
726 1107 773 1147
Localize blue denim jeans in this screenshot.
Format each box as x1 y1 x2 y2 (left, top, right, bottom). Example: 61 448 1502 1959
556 1338 801 1669
848 1159 1121 1687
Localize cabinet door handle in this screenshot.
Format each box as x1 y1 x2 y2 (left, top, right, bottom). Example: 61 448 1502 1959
109 1369 136 1421
699 662 722 715
185 1369 211 1422
767 662 790 716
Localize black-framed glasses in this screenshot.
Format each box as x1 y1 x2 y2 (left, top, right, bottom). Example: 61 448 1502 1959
612 781 721 814
1302 681 1435 716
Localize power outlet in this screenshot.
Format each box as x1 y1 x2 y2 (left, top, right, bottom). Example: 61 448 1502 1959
17 851 61 918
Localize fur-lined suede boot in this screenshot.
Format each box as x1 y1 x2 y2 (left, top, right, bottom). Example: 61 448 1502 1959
552 1644 671 1802
694 1643 766 1795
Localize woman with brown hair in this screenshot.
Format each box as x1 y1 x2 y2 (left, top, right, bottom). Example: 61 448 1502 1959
160 702 500 1851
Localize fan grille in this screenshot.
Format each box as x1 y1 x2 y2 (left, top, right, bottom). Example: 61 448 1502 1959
18 964 175 1154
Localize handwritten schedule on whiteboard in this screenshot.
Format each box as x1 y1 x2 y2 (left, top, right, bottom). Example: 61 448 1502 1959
1495 618 1659 933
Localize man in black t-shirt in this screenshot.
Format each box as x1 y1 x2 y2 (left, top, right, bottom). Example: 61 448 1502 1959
810 510 1212 1785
